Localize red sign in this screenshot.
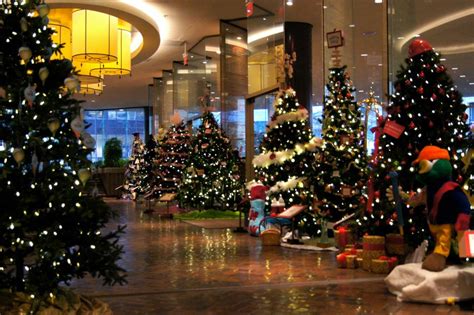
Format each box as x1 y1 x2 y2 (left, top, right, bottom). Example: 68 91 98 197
383 120 405 139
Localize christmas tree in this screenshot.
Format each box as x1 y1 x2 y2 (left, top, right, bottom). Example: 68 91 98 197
154 120 191 198
358 39 472 246
122 133 145 200
140 135 159 198
312 66 367 221
252 89 321 233
0 0 125 300
178 111 241 209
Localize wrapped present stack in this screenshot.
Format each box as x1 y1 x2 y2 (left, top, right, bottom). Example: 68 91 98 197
370 256 398 274
362 235 385 271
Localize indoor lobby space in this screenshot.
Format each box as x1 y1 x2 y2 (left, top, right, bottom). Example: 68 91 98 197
0 0 473 314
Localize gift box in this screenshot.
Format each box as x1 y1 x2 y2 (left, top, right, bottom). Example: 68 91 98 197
260 228 281 246
362 235 385 271
356 249 363 258
356 257 363 268
346 255 357 269
334 227 354 249
370 256 398 274
458 230 474 258
386 233 406 256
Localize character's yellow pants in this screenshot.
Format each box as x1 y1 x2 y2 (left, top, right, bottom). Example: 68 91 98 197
429 224 465 257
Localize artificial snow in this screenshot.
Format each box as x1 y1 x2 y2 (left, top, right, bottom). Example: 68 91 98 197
385 263 474 304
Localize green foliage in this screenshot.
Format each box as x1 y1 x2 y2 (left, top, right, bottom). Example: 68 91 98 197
174 209 240 220
103 138 123 167
0 0 126 298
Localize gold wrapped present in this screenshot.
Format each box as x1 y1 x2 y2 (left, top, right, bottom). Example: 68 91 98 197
260 228 281 246
386 233 406 255
371 259 390 274
346 255 357 269
356 249 363 258
362 235 385 271
334 228 355 249
356 257 363 268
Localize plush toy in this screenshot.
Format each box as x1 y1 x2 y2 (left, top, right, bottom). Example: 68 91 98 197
247 181 269 236
412 146 471 271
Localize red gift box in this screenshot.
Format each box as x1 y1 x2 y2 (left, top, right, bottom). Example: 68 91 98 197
459 230 474 258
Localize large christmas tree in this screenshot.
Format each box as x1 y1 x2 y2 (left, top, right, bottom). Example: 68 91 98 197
178 111 241 209
122 133 145 200
0 0 125 300
313 66 367 221
154 120 191 197
253 89 321 229
358 39 472 245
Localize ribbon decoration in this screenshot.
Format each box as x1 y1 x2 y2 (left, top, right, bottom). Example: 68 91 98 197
389 171 404 235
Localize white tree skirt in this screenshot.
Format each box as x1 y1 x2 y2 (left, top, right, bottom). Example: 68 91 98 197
385 263 474 304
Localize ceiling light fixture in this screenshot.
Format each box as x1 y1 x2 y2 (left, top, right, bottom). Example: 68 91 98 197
286 0 293 6
374 0 383 3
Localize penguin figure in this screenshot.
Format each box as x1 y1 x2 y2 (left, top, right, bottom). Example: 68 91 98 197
412 146 471 272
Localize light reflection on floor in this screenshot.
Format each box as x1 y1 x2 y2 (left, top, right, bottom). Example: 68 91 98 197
69 199 471 314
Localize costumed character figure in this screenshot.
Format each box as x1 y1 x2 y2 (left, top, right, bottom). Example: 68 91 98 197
247 180 269 236
412 146 471 271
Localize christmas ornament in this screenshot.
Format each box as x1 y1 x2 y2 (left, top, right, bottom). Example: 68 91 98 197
24 84 36 107
408 39 433 58
37 3 50 17
20 17 28 32
64 76 80 93
431 93 437 101
31 152 38 175
47 118 60 136
82 132 96 149
436 65 446 73
70 116 85 137
269 153 276 160
417 87 424 95
13 148 25 165
18 47 32 63
405 79 411 86
419 71 425 79
78 168 91 186
39 67 49 85
429 121 434 128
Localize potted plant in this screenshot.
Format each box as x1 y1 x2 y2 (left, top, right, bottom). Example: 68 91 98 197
98 138 126 197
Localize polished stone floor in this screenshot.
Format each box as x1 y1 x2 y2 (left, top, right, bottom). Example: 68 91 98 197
69 199 472 314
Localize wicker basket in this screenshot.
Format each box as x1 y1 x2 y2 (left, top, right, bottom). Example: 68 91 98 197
260 228 281 246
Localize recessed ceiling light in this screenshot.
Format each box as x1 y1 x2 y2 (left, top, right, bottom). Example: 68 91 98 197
378 63 383 66
202 61 207 64
91 100 95 103
263 17 266 21
361 53 368 57
440 58 446 61
236 36 242 40
469 82 474 85
349 24 355 28
323 5 327 9
397 36 405 40
459 74 466 78
374 0 382 3
452 67 458 70
414 34 421 37
358 90 365 93
286 0 293 6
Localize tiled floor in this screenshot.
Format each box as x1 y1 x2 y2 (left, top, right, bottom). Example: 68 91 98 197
69 199 472 314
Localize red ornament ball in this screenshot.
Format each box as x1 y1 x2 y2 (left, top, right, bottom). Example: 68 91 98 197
429 121 434 128
417 87 424 95
385 175 391 181
405 79 411 86
431 93 437 101
374 190 380 198
269 153 276 160
410 226 416 233
457 175 463 183
408 39 433 58
419 71 425 78
436 65 446 73
409 121 415 129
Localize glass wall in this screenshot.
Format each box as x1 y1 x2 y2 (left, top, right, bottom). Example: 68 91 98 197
388 0 474 124
85 108 146 161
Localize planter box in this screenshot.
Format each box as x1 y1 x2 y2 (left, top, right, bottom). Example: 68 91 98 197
97 167 125 197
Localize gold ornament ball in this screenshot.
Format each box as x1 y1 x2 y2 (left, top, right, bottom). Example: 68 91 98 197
78 168 91 186
47 118 60 136
18 47 32 63
13 148 25 164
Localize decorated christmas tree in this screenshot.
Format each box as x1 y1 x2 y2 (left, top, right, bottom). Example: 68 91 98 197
358 39 472 246
312 66 367 222
154 120 191 198
0 0 125 302
140 135 159 198
122 133 145 200
178 111 241 209
252 89 321 233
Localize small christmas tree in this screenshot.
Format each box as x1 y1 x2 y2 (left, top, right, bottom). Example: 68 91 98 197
154 120 191 197
0 0 125 301
359 39 471 246
312 66 367 222
178 111 241 209
122 133 145 200
140 135 159 198
253 89 321 234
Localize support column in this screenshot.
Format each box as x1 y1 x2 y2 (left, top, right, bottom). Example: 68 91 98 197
284 22 313 112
